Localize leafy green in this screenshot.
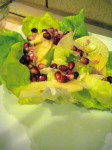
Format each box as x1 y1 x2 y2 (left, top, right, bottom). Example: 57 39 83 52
81 75 112 109
38 12 60 33
107 51 112 69
0 29 25 68
60 9 88 39
22 12 60 36
22 16 42 36
0 42 30 95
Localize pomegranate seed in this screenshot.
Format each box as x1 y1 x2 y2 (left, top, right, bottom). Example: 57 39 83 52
55 71 61 80
107 76 112 84
31 28 38 33
73 72 79 79
43 31 52 40
58 75 68 83
39 74 47 81
29 54 36 61
68 62 75 70
30 74 38 82
38 64 46 70
59 65 69 72
50 63 57 69
53 36 60 45
77 49 84 57
71 46 77 51
80 57 89 65
24 42 29 48
66 74 74 81
30 67 40 75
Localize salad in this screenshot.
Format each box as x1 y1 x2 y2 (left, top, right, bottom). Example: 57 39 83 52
0 9 112 110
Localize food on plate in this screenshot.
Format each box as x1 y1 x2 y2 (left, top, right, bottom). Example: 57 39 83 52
0 9 112 110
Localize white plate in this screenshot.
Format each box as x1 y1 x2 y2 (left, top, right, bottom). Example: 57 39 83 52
0 29 112 150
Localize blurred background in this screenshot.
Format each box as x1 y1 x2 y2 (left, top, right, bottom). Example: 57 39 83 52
1 0 112 37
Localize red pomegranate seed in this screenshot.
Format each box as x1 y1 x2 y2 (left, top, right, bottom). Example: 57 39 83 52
24 42 29 48
58 75 68 83
43 31 52 40
80 57 89 65
30 67 40 75
30 74 38 82
73 72 79 79
59 65 69 72
50 63 57 69
68 62 75 70
53 36 60 45
66 74 74 81
107 76 112 84
38 64 46 70
55 71 61 80
39 74 47 81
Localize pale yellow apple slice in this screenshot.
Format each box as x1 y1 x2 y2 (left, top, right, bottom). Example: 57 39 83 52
75 36 109 71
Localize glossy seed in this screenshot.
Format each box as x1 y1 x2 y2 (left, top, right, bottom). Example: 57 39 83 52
80 57 89 65
59 65 69 72
66 73 74 81
58 75 68 83
107 76 112 84
77 49 84 57
43 31 52 40
73 71 79 79
31 28 38 33
30 74 38 82
38 64 46 70
50 63 57 69
68 61 75 70
53 36 60 45
30 67 40 75
39 74 47 81
24 42 29 48
55 71 61 80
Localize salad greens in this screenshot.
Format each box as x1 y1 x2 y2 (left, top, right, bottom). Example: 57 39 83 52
0 10 112 111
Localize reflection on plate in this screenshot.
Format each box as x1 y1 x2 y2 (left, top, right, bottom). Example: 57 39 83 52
0 29 112 150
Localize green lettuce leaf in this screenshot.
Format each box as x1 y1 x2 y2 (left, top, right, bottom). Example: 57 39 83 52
22 12 60 36
80 75 112 109
22 16 42 36
60 9 88 39
0 42 30 95
0 29 25 68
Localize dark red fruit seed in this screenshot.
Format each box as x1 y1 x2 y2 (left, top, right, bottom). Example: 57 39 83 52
24 42 29 48
38 64 46 70
50 63 57 69
58 75 68 83
53 36 60 45
43 31 52 40
68 62 75 70
55 71 61 80
80 57 89 65
73 72 79 79
19 55 29 65
30 74 38 82
77 49 84 57
39 74 47 81
66 74 74 81
71 46 77 51
59 65 69 72
31 28 38 33
107 76 112 84
30 67 40 75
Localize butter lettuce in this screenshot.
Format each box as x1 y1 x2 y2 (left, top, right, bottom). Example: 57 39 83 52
0 42 30 95
0 29 25 68
60 9 88 39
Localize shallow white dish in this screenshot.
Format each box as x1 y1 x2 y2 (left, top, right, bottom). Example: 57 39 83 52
0 28 112 150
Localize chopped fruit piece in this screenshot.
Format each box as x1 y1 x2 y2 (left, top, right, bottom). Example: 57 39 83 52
31 28 38 33
39 74 47 81
80 57 89 65
50 63 57 69
68 61 75 70
55 71 61 80
59 65 69 72
107 76 112 84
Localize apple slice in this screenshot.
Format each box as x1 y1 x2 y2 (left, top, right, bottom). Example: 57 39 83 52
75 36 109 71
